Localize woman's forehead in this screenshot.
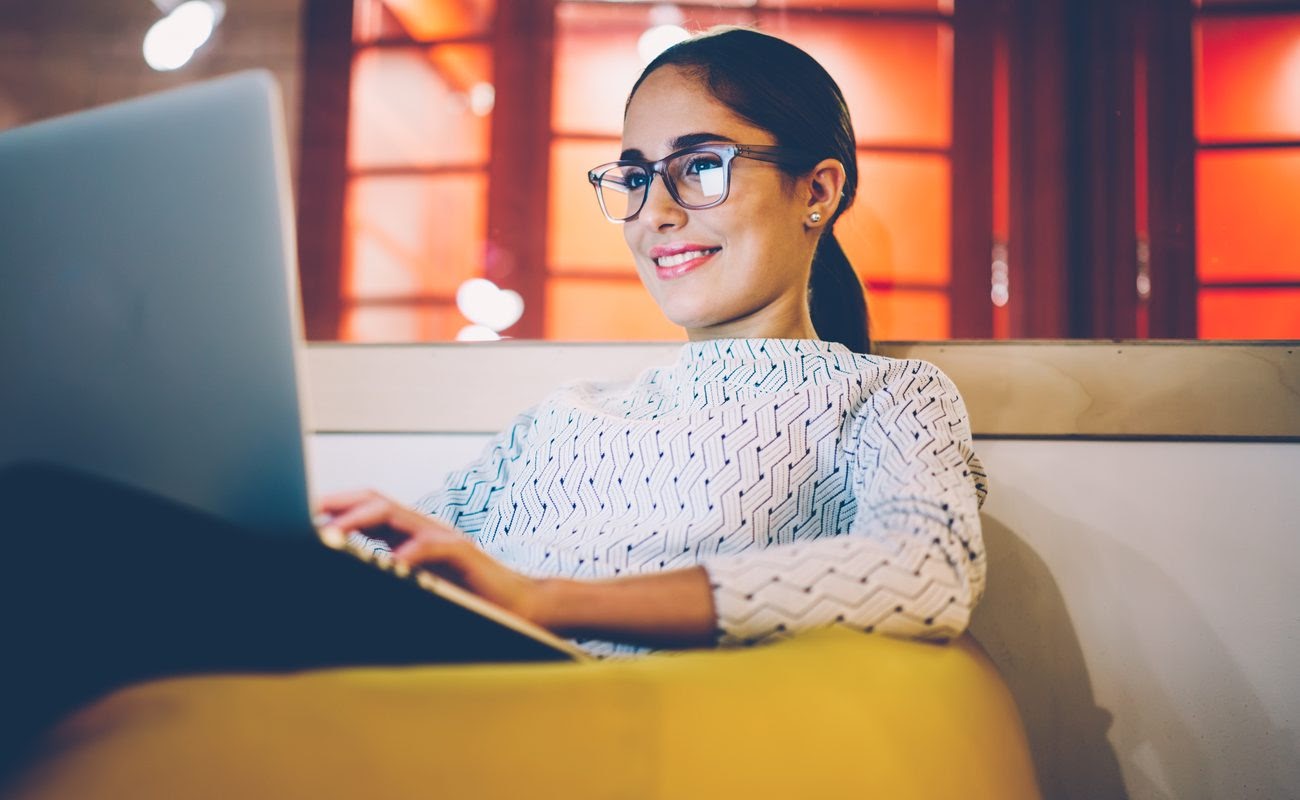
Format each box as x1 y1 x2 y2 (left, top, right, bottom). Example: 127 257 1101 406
621 66 774 157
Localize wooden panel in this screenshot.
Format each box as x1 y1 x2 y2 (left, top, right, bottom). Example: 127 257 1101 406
304 341 1300 439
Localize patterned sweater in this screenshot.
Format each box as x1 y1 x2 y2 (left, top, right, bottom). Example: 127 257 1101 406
393 338 986 652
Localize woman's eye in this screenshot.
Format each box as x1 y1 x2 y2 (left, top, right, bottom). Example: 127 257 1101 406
684 155 723 175
623 171 650 190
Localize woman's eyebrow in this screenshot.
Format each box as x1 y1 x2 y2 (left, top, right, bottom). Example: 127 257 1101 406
619 132 739 161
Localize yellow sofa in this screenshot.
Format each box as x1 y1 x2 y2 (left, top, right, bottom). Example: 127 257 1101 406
9 629 1038 799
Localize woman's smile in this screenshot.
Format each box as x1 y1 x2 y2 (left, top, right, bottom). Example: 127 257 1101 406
649 242 723 279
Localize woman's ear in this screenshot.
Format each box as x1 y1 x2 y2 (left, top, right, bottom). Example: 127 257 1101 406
804 158 847 228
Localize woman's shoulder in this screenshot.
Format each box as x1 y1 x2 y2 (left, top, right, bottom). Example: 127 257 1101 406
848 351 954 383
810 345 957 395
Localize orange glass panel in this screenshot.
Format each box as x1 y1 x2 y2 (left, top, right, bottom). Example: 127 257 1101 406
1194 14 1300 141
545 279 684 341
348 45 491 169
867 289 950 341
355 0 494 42
1197 149 1300 282
769 18 952 148
341 304 468 342
354 0 411 43
838 153 950 286
552 3 751 136
343 174 487 302
1198 288 1300 339
553 4 949 147
547 138 638 273
757 0 953 12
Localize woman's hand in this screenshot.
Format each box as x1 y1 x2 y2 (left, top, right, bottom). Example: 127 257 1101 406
314 490 545 625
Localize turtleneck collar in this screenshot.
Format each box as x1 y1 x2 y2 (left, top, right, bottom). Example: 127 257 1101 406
677 338 855 366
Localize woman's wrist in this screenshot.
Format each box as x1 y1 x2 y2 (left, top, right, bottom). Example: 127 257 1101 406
529 568 718 649
529 576 582 634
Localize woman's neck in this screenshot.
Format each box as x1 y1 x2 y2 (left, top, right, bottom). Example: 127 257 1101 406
684 294 819 342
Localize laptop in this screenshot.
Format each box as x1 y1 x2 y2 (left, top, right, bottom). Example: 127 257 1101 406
0 71 585 662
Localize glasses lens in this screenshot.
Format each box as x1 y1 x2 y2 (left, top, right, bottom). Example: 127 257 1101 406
667 149 728 208
594 165 649 221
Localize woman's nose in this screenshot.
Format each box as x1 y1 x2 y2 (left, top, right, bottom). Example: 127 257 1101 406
638 175 687 230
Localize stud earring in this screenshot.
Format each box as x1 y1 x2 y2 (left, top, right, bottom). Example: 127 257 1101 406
809 212 822 224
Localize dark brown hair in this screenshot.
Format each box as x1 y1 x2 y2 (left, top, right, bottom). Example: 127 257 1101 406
627 27 871 353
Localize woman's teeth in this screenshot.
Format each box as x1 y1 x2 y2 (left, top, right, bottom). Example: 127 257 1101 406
656 248 720 268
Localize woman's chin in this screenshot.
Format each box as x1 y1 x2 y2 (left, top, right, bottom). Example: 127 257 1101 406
658 304 722 333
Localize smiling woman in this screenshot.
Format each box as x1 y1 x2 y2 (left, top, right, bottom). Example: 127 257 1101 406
328 27 986 658
607 29 867 351
0 25 988 757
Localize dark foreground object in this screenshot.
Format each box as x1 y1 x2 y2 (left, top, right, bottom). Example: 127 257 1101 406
0 462 568 782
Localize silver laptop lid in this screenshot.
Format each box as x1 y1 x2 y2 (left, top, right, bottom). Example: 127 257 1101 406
0 71 315 537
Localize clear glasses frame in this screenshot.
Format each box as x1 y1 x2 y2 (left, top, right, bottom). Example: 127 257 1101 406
586 143 817 223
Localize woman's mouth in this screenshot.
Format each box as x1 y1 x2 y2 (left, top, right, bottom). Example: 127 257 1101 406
652 246 722 279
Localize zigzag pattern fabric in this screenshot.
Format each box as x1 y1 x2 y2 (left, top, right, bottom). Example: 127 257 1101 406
396 338 986 655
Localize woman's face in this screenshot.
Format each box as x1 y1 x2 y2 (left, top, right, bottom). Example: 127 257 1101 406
621 66 821 340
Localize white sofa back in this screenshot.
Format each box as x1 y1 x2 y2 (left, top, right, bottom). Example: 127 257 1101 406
305 341 1300 800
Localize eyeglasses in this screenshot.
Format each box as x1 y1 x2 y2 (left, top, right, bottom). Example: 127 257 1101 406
586 143 816 223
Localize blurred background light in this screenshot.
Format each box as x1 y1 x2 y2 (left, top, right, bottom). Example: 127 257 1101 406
455 324 501 341
637 24 689 64
143 0 225 72
456 277 524 332
468 81 495 117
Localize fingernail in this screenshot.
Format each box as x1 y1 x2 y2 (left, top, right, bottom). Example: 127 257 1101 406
318 525 346 550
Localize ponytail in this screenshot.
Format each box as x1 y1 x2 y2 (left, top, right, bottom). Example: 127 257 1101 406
809 231 871 354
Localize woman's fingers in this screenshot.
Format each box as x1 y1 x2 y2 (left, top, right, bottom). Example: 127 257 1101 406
392 533 457 564
315 489 386 516
313 489 462 551
318 496 392 535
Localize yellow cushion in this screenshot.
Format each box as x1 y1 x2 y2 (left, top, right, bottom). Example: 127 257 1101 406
13 630 1039 799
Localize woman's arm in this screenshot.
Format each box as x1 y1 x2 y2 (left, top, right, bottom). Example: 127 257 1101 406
699 360 987 647
533 567 717 649
316 491 717 650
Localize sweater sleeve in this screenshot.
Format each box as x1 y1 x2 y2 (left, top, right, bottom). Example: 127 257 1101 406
700 360 987 646
412 408 538 536
343 408 537 556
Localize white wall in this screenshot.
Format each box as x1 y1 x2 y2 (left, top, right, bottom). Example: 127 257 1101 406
308 433 1300 800
973 440 1299 800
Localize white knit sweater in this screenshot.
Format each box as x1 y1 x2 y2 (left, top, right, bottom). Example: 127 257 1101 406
392 338 986 653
